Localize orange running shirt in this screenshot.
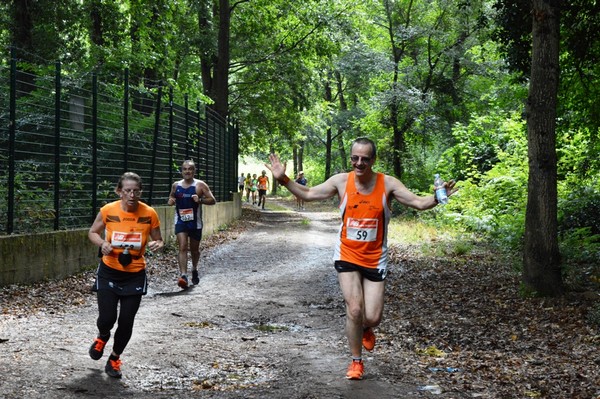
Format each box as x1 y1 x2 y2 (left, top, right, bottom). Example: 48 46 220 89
333 172 391 271
100 200 161 273
257 176 269 190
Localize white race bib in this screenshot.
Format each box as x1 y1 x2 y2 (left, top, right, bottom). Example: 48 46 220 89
111 231 142 249
346 218 378 242
180 208 194 222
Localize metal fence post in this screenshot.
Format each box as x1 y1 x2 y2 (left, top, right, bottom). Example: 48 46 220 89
91 72 98 220
197 100 201 171
184 94 190 160
169 87 174 182
7 47 16 234
123 68 129 172
54 61 61 230
148 84 162 206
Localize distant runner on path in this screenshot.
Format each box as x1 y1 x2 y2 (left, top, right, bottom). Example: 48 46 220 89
257 170 270 210
266 137 456 380
295 171 307 210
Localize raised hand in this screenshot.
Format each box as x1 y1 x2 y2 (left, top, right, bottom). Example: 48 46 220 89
265 153 287 180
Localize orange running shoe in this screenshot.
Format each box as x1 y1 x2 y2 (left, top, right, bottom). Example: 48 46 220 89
177 275 189 289
105 357 122 378
346 360 364 380
362 327 376 351
89 337 107 360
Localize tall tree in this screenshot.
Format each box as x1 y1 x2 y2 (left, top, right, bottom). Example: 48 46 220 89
373 0 488 178
523 0 563 296
196 0 232 119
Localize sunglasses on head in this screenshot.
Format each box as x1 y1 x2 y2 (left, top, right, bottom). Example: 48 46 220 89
350 155 372 163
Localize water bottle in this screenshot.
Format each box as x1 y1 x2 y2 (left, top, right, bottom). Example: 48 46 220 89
434 174 448 205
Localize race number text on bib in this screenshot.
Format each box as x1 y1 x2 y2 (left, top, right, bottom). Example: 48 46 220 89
111 231 143 249
346 218 378 242
179 208 194 222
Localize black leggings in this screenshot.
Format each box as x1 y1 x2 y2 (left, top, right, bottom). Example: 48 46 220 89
96 290 142 356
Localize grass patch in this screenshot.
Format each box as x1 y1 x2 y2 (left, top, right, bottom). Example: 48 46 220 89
300 218 310 226
265 201 292 212
388 217 477 257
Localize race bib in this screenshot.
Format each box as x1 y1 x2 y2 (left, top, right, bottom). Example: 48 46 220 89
346 218 378 242
111 231 142 250
180 208 194 222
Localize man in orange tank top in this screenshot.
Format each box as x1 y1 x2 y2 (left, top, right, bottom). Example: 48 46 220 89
266 137 456 380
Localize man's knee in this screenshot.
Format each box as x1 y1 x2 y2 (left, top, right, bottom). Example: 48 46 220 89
364 313 382 327
346 303 364 322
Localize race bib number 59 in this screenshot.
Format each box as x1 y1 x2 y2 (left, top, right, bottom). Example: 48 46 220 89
346 218 378 242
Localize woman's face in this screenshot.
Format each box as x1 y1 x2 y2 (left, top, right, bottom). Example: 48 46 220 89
119 179 142 209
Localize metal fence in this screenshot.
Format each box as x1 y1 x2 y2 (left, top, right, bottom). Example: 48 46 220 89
0 49 239 235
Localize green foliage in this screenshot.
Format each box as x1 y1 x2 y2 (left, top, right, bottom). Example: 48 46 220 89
436 111 528 249
559 227 600 266
558 185 600 236
438 111 524 183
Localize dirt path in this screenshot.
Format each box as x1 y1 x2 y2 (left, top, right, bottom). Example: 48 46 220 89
0 202 430 399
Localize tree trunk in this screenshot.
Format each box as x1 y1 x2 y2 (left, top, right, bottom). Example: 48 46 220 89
212 0 230 119
197 0 230 120
335 71 347 172
297 141 304 175
523 0 563 296
198 2 213 97
12 0 35 95
324 78 333 179
89 0 104 47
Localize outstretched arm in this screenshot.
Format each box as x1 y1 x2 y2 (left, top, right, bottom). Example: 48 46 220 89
266 153 343 201
387 175 457 210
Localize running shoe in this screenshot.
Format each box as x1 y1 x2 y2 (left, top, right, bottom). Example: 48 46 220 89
346 360 364 380
89 337 107 360
178 275 189 289
362 327 376 351
105 357 122 378
192 270 199 285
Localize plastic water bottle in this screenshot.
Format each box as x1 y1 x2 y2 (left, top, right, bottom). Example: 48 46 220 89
434 174 448 205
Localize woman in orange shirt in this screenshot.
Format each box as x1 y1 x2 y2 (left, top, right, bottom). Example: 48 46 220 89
87 172 164 378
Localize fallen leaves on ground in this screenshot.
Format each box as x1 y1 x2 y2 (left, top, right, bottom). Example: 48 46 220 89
382 243 600 398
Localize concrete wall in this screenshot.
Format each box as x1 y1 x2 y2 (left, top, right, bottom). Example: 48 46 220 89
0 194 242 287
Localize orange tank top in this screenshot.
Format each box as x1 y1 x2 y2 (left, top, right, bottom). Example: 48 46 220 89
334 172 391 270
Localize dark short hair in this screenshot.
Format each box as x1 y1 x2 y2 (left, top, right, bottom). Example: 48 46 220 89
117 172 143 190
351 137 377 159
